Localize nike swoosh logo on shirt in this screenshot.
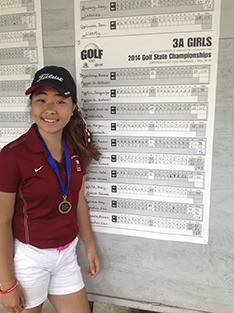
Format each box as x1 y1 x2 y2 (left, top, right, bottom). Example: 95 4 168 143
34 166 43 172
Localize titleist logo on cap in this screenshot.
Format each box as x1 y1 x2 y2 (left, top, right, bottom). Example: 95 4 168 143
37 73 64 83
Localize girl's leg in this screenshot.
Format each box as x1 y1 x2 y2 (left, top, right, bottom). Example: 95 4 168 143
48 288 91 313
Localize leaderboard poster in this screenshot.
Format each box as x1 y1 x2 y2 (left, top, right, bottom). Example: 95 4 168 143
0 0 43 149
75 0 221 244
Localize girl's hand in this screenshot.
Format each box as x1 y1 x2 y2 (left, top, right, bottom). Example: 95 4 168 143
0 283 26 313
86 246 100 278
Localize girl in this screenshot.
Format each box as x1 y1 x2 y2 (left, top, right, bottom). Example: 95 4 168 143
0 66 100 313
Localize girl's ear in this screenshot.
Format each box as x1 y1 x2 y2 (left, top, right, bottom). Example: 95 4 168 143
72 104 78 115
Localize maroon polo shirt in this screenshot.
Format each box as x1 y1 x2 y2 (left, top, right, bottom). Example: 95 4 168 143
0 124 84 248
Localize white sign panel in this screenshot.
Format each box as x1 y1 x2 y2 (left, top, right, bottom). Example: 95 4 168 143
75 0 221 243
0 0 44 148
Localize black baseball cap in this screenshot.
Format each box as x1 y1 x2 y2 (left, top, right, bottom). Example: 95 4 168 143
25 65 77 102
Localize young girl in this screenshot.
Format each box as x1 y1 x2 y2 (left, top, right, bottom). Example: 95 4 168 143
0 66 100 313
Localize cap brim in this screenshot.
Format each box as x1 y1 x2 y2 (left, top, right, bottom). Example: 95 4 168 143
25 83 71 97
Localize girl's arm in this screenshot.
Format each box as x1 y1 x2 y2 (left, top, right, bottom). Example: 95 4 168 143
77 177 100 278
0 191 26 312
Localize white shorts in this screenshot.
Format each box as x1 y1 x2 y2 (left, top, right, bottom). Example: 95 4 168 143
14 237 84 309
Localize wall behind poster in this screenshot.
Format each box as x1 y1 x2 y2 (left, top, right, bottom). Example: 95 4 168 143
3 0 234 313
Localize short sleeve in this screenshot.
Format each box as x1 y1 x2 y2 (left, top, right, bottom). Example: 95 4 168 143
0 146 20 192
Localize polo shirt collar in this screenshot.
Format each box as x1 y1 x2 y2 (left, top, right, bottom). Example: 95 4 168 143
26 124 45 153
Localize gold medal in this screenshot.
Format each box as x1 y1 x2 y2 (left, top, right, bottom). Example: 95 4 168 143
58 196 72 214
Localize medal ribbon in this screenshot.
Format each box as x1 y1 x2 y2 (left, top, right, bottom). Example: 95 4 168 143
35 125 71 199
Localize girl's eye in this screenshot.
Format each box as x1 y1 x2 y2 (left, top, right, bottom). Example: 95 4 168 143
57 100 66 104
37 98 45 103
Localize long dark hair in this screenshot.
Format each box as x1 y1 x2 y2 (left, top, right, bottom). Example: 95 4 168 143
64 106 101 171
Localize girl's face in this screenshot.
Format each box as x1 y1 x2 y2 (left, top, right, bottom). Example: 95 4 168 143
31 85 75 138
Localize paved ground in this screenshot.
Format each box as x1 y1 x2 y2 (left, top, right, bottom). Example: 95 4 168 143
93 302 147 313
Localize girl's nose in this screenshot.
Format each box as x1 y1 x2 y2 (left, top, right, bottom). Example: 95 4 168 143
45 100 56 112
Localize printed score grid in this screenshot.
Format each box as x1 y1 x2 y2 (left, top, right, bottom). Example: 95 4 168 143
74 0 221 243
81 61 209 242
79 0 213 38
0 0 43 148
